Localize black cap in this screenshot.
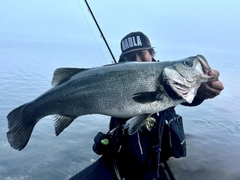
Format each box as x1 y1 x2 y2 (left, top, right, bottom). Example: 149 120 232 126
120 31 152 56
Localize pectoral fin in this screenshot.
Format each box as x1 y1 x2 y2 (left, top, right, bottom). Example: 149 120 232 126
132 91 163 103
124 114 151 135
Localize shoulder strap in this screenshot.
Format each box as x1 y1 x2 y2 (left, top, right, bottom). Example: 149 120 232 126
108 123 126 180
112 159 123 180
157 109 176 180
155 110 167 179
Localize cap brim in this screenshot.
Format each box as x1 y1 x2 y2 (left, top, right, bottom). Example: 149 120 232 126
120 47 153 56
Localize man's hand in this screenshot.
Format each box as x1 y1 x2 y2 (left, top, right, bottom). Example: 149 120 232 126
196 69 224 99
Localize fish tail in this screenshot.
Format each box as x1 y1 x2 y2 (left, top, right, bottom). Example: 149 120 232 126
7 103 35 151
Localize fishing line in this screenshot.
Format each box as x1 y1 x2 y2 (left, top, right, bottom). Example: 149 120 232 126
76 0 109 64
84 0 117 63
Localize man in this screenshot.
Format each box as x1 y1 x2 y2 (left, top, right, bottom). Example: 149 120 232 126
108 31 224 180
70 31 224 180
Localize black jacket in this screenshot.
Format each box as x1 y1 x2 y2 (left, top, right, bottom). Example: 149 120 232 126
109 98 204 180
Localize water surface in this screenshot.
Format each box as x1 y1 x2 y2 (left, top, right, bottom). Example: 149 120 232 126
0 39 239 180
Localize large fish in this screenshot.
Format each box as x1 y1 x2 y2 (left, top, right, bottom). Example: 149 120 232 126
7 55 217 150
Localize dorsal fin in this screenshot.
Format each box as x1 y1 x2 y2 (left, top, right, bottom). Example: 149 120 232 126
51 68 89 86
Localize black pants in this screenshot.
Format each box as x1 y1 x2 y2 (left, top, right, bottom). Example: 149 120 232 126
69 156 171 180
69 156 117 180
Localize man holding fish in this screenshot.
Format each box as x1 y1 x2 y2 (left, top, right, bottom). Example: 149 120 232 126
6 31 224 180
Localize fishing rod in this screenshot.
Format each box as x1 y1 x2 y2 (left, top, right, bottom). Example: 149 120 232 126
84 0 117 63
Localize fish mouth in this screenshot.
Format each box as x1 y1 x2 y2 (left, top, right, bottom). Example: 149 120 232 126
196 54 210 73
196 54 217 80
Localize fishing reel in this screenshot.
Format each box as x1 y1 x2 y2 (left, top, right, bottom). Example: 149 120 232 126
92 132 110 155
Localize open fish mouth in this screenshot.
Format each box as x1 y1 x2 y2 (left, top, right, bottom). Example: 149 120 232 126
196 54 217 79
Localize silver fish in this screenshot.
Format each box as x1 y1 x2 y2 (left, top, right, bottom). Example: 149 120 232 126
6 54 217 150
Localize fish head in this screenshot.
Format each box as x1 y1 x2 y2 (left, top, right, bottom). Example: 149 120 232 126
162 54 218 103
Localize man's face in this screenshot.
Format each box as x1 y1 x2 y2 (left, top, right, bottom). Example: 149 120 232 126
123 49 153 62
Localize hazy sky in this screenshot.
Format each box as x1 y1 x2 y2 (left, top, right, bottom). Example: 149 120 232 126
1 0 239 60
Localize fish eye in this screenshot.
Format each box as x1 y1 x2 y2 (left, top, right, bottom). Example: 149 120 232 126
184 60 192 67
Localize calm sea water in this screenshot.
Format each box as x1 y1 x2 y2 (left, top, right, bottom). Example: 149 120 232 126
0 39 239 180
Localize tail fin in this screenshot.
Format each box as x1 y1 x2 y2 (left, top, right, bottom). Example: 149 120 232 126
7 103 34 151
